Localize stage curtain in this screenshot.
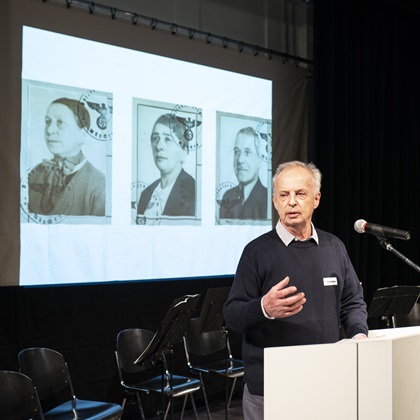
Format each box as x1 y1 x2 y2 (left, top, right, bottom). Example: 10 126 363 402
312 0 420 311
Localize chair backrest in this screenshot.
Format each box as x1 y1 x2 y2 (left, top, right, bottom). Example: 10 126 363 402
184 317 227 357
116 328 156 375
18 347 74 413
0 370 45 420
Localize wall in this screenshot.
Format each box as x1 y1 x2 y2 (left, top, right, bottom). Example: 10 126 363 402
96 0 313 62
0 0 310 286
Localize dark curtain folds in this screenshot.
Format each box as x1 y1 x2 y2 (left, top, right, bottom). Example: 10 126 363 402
312 0 420 311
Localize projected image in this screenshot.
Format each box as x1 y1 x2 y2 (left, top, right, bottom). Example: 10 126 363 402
20 80 112 224
216 112 272 225
132 99 201 226
20 26 272 285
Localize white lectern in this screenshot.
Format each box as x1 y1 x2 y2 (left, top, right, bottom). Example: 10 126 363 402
264 326 420 420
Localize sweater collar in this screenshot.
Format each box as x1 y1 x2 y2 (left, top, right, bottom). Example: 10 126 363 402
275 220 319 246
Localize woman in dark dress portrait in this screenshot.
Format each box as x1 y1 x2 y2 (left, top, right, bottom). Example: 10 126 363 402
137 113 196 220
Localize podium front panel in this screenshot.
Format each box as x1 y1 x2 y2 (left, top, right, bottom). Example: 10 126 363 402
358 339 393 420
265 327 420 420
359 327 420 420
264 342 358 420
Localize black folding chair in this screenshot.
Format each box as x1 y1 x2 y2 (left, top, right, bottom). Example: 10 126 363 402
0 370 44 420
18 347 122 419
183 318 244 419
115 328 201 420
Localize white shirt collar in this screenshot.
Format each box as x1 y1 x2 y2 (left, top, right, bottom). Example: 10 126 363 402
275 220 319 246
241 178 258 203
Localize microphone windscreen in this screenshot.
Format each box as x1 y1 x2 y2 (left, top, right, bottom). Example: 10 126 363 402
354 219 367 233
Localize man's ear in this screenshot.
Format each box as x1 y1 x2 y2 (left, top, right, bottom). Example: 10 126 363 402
78 128 87 147
272 194 278 211
180 148 188 164
313 191 321 209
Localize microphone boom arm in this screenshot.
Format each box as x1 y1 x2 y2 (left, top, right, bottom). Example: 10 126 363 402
377 237 420 274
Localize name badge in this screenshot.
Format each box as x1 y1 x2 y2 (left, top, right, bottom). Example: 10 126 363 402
323 277 338 286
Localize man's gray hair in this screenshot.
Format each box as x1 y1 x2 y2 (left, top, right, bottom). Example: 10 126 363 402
272 161 322 195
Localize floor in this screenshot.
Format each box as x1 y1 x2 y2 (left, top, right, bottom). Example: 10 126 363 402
123 395 244 419
182 396 243 420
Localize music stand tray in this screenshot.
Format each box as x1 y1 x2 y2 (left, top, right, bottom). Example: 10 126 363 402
135 294 200 365
368 285 420 319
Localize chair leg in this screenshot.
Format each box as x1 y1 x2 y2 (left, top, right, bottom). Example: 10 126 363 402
180 395 188 420
199 373 212 420
135 392 146 420
163 399 172 420
190 394 199 420
227 377 237 409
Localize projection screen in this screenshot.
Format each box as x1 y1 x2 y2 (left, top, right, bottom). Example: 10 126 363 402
19 26 273 285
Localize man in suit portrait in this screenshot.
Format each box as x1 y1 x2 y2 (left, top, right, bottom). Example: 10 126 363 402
219 127 267 220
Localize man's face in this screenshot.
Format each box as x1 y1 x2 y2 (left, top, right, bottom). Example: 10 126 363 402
44 103 85 158
272 166 321 233
151 123 186 176
233 132 261 186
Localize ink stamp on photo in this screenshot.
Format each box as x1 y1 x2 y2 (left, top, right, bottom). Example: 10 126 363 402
21 167 69 224
170 104 202 152
255 121 272 163
132 181 163 226
78 90 113 141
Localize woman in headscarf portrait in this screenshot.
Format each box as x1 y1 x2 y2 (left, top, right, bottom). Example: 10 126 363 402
137 113 196 219
28 97 105 216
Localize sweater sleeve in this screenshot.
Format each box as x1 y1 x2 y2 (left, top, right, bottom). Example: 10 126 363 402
224 243 268 334
339 242 369 337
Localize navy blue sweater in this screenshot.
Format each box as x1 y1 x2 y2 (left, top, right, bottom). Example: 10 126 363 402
224 228 368 396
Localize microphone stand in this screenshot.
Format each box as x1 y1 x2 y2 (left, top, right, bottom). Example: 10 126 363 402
376 236 420 274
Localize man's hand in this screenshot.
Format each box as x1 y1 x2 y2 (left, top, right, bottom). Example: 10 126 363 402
352 333 368 340
262 276 306 319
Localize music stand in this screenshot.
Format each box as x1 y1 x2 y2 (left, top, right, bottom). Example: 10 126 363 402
368 285 420 328
196 286 231 420
134 294 200 419
197 286 231 334
135 294 200 365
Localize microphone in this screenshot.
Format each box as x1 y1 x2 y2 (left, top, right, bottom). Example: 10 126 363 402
354 219 411 240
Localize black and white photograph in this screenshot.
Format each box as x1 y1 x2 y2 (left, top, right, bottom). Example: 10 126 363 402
20 80 112 224
18 26 272 285
132 98 202 226
216 112 272 225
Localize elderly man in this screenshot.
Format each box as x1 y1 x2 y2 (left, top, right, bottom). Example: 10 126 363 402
224 160 368 420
